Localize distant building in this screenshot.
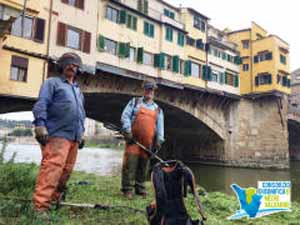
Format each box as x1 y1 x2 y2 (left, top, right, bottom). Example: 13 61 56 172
289 69 300 113
84 118 96 137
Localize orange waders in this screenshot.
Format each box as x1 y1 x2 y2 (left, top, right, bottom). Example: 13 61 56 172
121 106 158 194
33 137 78 211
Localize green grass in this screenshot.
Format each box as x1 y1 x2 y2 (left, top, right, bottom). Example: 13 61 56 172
0 162 300 225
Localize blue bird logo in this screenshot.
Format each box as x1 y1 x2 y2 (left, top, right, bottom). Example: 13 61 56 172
231 184 263 218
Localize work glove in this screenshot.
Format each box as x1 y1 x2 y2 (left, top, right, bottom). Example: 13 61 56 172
34 126 48 146
123 132 134 144
78 139 85 149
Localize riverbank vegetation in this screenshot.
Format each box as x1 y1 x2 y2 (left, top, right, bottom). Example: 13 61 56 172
0 143 300 225
85 137 124 150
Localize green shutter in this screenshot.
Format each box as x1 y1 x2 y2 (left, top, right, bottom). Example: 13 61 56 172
225 72 228 84
144 0 149 14
144 22 149 35
177 32 184 46
137 47 144 64
119 10 127 24
184 60 191 76
138 0 143 12
222 52 226 60
159 53 165 69
154 54 160 67
133 16 137 30
166 27 173 42
150 24 154 37
126 14 132 28
234 56 242 65
219 72 225 84
227 54 231 62
118 42 125 57
98 35 105 51
207 66 212 81
234 75 239 87
172 55 179 73
118 42 130 58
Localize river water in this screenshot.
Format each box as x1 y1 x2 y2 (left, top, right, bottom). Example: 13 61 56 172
3 144 300 202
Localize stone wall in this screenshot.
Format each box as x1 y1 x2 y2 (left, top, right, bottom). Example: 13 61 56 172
226 95 289 169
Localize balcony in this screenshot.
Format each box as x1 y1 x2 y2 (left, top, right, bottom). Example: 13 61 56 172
0 0 40 14
160 14 184 30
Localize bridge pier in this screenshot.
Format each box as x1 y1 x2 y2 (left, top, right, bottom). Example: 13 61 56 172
225 95 289 169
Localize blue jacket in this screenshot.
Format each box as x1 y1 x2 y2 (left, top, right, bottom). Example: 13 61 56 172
121 97 164 143
32 76 86 142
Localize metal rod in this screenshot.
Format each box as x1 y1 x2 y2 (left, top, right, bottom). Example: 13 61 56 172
104 123 169 166
21 0 28 38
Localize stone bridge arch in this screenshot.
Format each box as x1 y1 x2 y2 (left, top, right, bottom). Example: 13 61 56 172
79 73 231 162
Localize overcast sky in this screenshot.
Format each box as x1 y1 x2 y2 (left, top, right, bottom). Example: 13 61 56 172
0 0 298 121
166 0 299 71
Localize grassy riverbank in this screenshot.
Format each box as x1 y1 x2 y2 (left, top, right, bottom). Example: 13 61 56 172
1 160 300 225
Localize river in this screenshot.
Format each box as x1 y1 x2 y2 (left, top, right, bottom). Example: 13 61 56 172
3 144 300 201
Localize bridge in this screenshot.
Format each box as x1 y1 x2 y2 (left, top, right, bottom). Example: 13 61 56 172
0 65 296 169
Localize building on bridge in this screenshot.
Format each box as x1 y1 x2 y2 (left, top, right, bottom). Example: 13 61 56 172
227 22 291 95
207 25 240 95
0 0 50 100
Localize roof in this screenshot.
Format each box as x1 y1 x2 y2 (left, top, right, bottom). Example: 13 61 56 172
227 28 251 35
157 0 180 11
110 0 187 33
184 7 210 20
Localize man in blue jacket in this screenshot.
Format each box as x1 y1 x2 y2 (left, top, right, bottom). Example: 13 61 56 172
32 52 86 213
121 81 164 199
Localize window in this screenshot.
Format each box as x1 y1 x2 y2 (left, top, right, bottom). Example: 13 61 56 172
106 6 119 23
11 16 33 39
165 55 172 71
57 22 91 53
165 26 173 42
243 64 249 71
222 52 227 60
10 56 28 82
67 27 80 49
280 54 286 65
177 32 185 47
144 21 154 38
128 47 136 62
226 73 234 86
68 0 76 6
104 38 117 55
211 71 218 82
62 0 84 10
255 73 272 86
242 40 249 49
126 14 137 30
186 36 195 46
164 9 175 19
11 16 46 42
143 52 153 66
137 0 148 14
256 33 263 40
254 52 272 63
194 16 206 32
213 48 220 58
0 4 4 19
191 62 200 78
179 59 185 74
